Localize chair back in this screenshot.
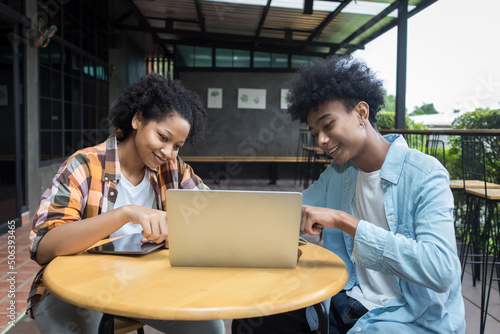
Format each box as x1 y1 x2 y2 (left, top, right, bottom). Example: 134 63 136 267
462 140 488 196
426 134 446 166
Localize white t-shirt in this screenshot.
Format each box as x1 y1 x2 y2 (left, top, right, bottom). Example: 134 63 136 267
346 169 402 311
110 170 156 238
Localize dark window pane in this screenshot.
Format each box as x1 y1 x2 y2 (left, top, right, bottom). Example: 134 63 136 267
65 102 81 130
83 58 95 78
52 101 63 130
51 70 62 100
40 131 52 160
215 49 232 67
271 53 288 68
88 80 96 106
194 47 212 67
254 52 270 68
49 41 62 71
291 55 309 68
40 99 51 130
39 67 51 98
83 106 95 129
70 9 82 48
72 76 81 104
82 79 91 105
39 45 50 66
71 53 81 76
97 108 109 134
234 50 250 68
39 0 108 163
65 131 83 155
52 131 63 159
82 130 99 147
64 74 72 102
63 48 72 73
176 45 194 67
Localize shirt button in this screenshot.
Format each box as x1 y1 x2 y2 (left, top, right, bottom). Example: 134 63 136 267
356 327 361 332
110 191 115 196
391 216 396 222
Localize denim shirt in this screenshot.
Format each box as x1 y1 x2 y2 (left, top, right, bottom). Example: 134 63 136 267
304 134 465 333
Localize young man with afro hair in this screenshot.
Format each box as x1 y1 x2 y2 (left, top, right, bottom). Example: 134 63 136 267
232 56 465 334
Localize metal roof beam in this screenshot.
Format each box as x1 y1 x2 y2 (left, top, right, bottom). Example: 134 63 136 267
193 0 206 32
121 0 170 57
117 24 341 48
255 0 272 37
113 10 133 26
0 2 31 26
161 39 329 58
347 0 438 51
307 0 352 42
329 0 400 54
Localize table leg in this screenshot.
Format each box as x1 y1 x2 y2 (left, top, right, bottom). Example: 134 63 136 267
313 302 329 334
269 162 278 184
98 313 114 333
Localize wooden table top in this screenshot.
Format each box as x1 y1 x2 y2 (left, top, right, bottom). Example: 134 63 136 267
43 243 348 321
449 179 500 189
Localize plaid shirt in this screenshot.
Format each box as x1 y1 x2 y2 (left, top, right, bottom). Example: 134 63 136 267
27 132 207 313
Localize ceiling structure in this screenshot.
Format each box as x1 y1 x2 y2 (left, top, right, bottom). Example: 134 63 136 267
115 0 437 58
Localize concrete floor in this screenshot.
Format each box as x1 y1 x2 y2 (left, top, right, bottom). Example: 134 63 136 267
1 178 499 333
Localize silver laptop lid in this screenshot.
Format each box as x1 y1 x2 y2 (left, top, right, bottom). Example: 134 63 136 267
166 189 302 269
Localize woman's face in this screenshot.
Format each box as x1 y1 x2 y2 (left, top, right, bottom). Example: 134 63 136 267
307 100 367 165
132 112 191 169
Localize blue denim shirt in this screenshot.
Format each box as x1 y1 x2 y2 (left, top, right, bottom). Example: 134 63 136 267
304 134 465 333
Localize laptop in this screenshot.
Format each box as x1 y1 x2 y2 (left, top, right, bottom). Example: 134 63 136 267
166 189 302 269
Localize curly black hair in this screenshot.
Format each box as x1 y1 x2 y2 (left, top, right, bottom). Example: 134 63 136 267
286 55 385 127
108 73 207 145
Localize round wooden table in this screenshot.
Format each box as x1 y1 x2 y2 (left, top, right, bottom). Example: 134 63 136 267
44 242 348 323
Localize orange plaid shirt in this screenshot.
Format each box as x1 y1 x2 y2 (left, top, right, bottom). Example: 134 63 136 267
27 132 207 313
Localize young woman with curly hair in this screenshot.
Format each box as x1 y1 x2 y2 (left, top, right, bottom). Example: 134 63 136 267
232 56 465 334
28 74 224 333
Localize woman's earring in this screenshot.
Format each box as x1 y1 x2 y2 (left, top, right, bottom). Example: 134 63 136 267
361 122 365 129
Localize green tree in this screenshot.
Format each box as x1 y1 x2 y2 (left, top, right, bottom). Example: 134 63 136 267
377 111 428 130
447 108 500 183
378 93 426 130
384 94 396 113
411 103 438 116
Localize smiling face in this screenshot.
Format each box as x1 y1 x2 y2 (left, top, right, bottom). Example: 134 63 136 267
132 112 191 169
307 100 369 166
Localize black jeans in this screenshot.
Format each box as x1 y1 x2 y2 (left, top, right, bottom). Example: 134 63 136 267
231 290 368 334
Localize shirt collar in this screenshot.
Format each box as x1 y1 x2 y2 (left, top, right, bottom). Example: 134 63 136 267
380 134 408 185
103 131 158 183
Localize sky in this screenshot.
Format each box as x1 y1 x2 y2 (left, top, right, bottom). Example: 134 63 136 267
353 0 500 115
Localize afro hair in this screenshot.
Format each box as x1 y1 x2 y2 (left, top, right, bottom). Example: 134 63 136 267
108 73 207 145
286 55 385 127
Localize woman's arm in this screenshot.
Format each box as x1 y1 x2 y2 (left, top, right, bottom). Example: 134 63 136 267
36 205 168 264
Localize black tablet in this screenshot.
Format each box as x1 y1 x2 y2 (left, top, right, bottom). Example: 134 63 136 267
87 233 165 255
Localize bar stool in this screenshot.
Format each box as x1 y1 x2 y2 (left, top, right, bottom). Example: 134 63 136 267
460 140 500 334
426 134 446 166
99 313 145 334
294 128 313 187
114 316 145 334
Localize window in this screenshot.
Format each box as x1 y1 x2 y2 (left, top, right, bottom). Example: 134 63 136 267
39 0 108 162
291 55 319 68
254 51 271 68
176 46 213 67
215 48 233 67
271 53 288 68
176 45 299 70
